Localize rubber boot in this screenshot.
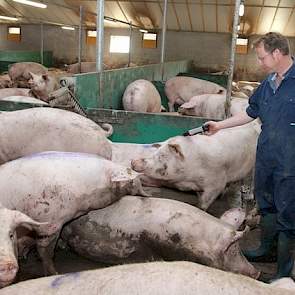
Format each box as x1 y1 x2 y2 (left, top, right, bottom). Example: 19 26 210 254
271 231 294 281
243 213 277 262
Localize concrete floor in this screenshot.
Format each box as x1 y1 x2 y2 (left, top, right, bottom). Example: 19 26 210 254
16 186 277 284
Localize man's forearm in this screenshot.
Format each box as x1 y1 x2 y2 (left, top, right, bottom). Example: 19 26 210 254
217 111 254 129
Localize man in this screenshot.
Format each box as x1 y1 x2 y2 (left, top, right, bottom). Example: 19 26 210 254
205 32 295 281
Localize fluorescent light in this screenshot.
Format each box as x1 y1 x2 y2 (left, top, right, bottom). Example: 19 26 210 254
13 0 47 9
0 15 18 21
61 26 75 31
237 24 240 30
239 3 245 16
140 29 148 33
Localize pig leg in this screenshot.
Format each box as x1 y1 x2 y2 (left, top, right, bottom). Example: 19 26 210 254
36 232 60 276
197 181 227 210
168 101 175 112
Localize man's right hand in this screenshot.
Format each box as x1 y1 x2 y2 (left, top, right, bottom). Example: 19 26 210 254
204 121 220 135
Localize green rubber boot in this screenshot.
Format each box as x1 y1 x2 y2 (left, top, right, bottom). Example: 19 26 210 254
243 213 278 262
271 231 294 280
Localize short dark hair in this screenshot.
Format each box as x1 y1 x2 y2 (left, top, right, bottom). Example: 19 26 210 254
252 32 290 55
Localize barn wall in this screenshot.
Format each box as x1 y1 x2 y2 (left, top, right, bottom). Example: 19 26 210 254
1 24 295 81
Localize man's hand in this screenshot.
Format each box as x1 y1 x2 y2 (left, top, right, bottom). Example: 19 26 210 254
204 121 220 135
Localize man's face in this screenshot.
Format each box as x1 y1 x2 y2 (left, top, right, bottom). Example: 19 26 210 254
255 44 279 73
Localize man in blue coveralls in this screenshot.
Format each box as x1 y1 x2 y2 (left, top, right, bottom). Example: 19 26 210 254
205 32 295 281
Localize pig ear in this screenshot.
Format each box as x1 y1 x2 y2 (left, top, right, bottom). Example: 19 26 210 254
168 144 184 160
42 74 49 81
11 210 48 231
152 143 161 148
28 71 35 79
179 100 197 109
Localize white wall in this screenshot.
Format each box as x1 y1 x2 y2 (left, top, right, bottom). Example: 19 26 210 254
1 24 295 81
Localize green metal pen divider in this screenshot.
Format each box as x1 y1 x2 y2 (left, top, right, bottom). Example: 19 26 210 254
75 60 192 110
0 50 53 73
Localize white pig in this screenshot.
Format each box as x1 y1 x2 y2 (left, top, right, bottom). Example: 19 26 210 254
178 94 249 119
122 79 162 113
165 77 226 112
65 62 96 74
0 107 113 164
28 72 59 102
61 196 258 278
0 151 147 287
132 121 261 210
0 96 48 105
8 62 47 88
0 88 32 99
0 261 294 295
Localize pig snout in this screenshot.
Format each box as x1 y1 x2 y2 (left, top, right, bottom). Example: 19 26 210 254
0 261 18 287
131 159 146 172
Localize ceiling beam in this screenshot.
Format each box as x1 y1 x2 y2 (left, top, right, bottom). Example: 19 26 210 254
116 1 129 23
215 0 218 33
283 5 295 35
200 0 205 32
253 0 265 35
185 0 193 31
269 0 281 32
171 0 181 31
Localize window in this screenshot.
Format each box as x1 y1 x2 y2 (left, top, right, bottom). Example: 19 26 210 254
236 38 248 54
110 35 130 53
86 30 96 45
142 32 157 49
7 26 21 42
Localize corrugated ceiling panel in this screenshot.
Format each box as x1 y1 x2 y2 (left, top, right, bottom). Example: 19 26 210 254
256 7 276 35
264 0 280 6
245 6 261 35
203 4 216 32
283 9 295 36
218 5 230 33
270 8 291 32
117 2 137 23
146 2 162 29
174 3 191 31
189 4 203 31
280 0 295 7
246 0 264 6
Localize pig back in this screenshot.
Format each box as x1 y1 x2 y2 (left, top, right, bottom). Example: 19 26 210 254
0 108 112 164
0 261 291 295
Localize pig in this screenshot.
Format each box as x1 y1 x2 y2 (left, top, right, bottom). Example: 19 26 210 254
61 196 258 278
65 62 96 74
0 74 12 88
0 107 113 164
0 261 294 295
122 79 162 113
111 142 162 186
8 62 48 88
28 72 60 102
132 121 261 210
178 94 248 119
0 88 32 99
0 151 147 287
164 76 226 112
0 96 48 105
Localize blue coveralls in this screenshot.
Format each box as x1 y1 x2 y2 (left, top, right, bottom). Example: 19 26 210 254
246 62 295 237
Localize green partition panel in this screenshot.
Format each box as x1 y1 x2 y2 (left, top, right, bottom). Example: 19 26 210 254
0 50 53 73
0 101 207 144
75 60 191 110
177 72 228 88
87 108 207 143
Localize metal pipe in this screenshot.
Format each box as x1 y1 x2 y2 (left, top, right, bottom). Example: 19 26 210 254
160 0 168 80
78 5 83 73
225 0 241 118
96 0 105 107
40 22 44 65
128 22 132 67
